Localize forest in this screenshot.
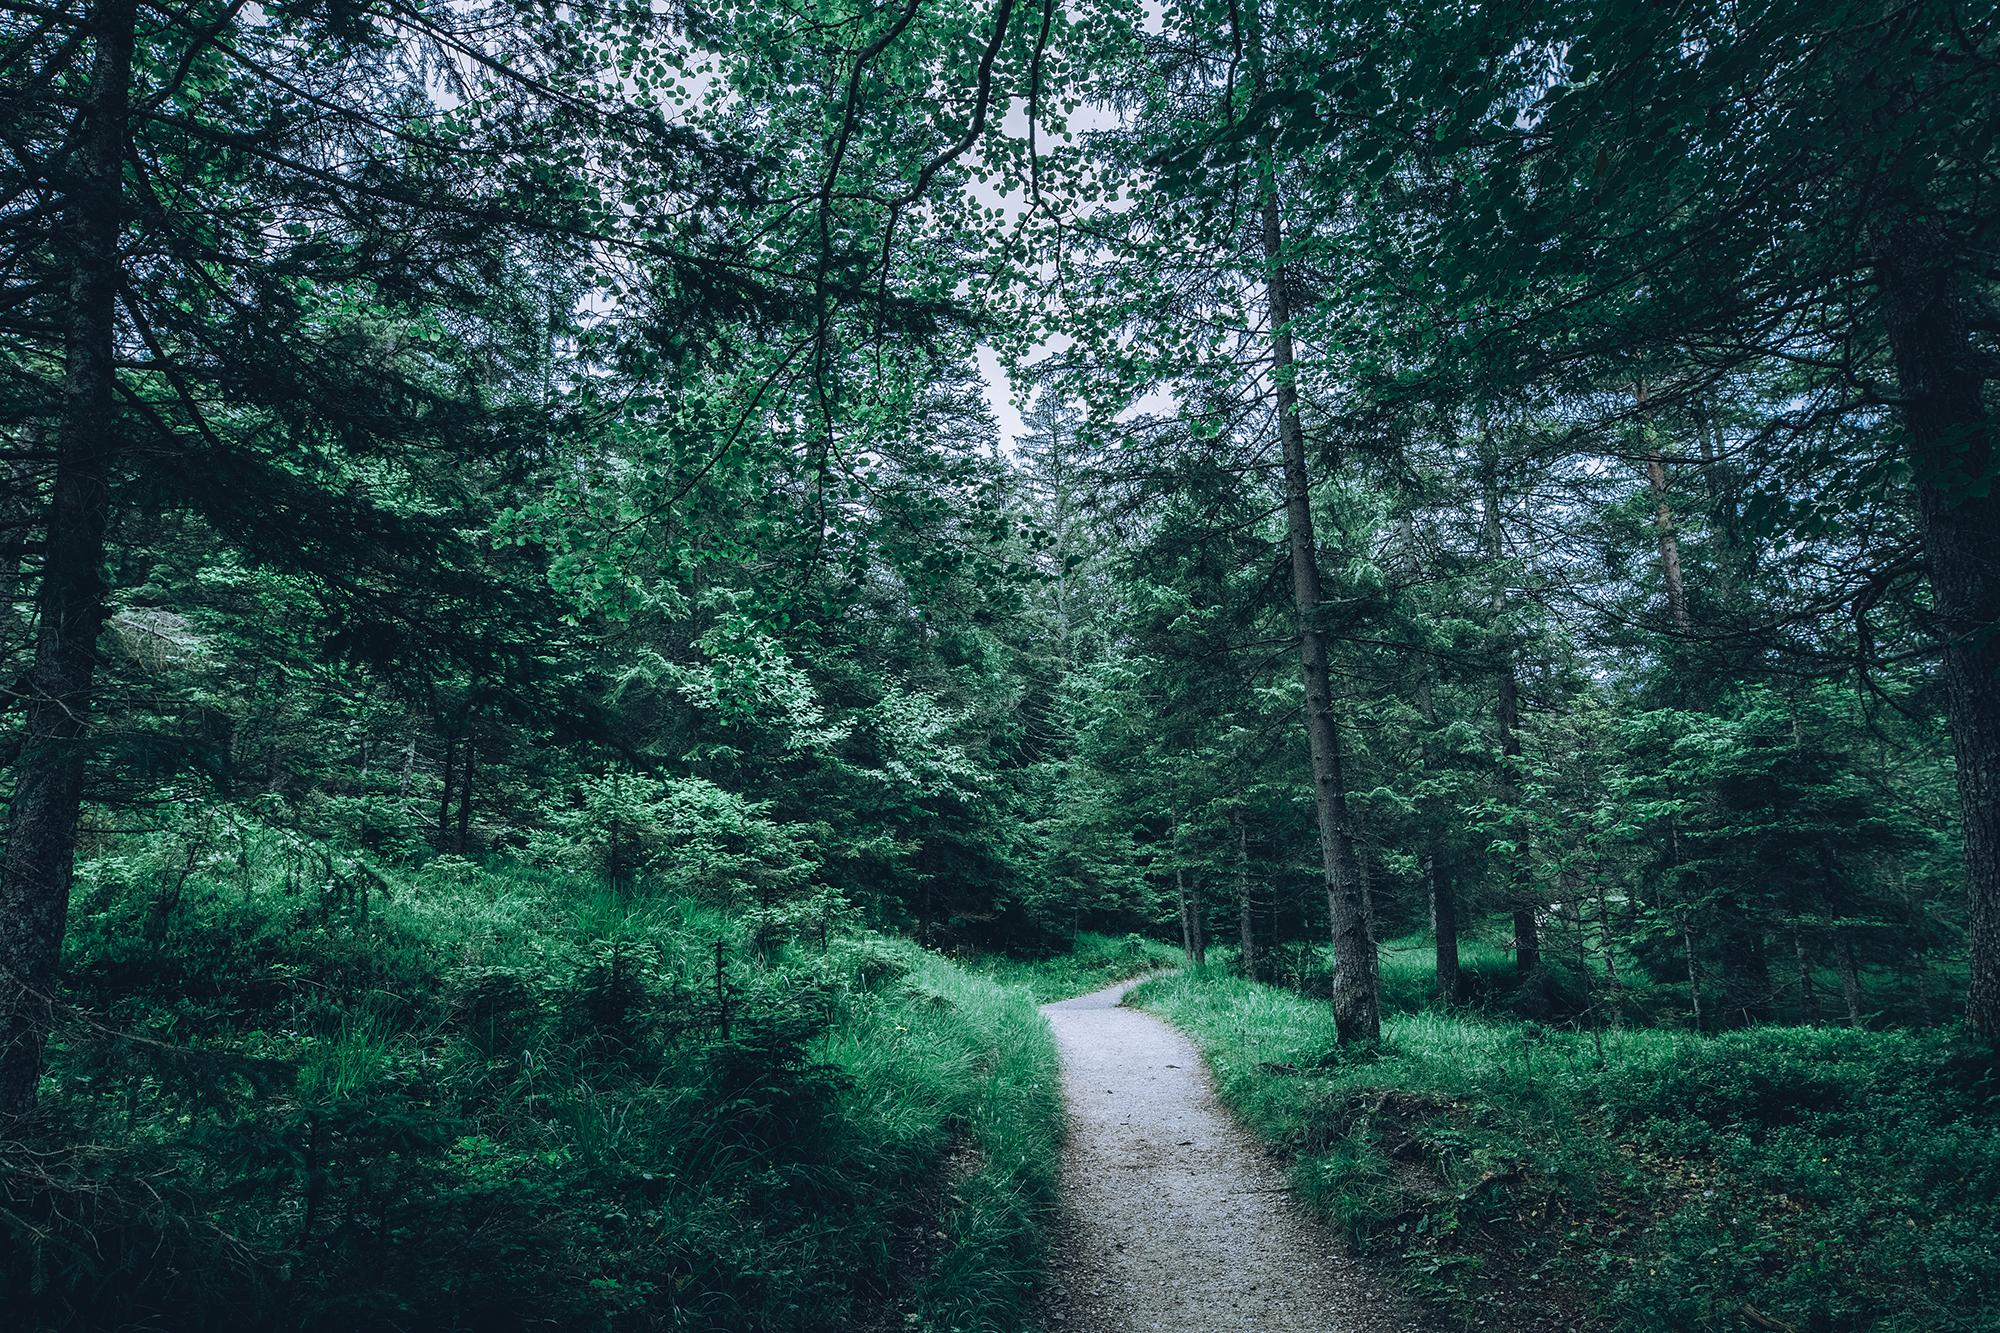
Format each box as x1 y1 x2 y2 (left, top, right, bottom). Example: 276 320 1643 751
0 0 1995 1330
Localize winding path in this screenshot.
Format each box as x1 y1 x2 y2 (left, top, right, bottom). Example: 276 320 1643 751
1034 979 1416 1333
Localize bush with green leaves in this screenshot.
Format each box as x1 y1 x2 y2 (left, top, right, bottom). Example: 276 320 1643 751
5 846 1061 1333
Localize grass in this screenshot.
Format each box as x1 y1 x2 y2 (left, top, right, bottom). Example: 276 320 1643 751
900 961 1064 1332
6 849 1064 1333
959 931 1183 1002
1128 964 2000 1333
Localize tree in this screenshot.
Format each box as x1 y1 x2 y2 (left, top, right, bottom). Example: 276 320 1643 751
0 0 761 1111
1241 0 2000 1037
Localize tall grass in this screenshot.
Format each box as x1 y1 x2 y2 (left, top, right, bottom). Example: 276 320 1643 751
959 931 1182 1002
7 852 1063 1332
892 956 1065 1331
1130 967 2000 1333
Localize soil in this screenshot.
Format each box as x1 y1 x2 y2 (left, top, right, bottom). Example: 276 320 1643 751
1035 980 1421 1333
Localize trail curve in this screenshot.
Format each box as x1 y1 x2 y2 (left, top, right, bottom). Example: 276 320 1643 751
1034 979 1416 1333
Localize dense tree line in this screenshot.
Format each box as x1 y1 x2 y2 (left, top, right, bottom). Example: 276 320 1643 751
1007 0 1992 1038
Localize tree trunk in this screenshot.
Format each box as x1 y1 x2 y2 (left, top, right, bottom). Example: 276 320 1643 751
1262 182 1377 1041
1267 866 1282 984
0 0 139 1116
1835 931 1864 1028
1875 230 2000 1043
607 810 621 896
1173 811 1202 964
1790 921 1822 1027
606 767 622 895
1698 412 1749 603
1484 458 1539 980
1234 807 1257 982
397 732 416 803
1559 864 1592 1029
1683 922 1706 1033
1417 674 1458 1003
0 453 43 642
1595 872 1622 1028
1176 864 1193 962
1636 375 1693 634
439 734 458 848
1717 893 1774 1026
1646 449 1693 633
1187 866 1205 966
1426 836 1457 1004
455 740 476 853
1349 799 1377 946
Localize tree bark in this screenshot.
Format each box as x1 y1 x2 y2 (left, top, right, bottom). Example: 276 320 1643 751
1261 182 1377 1040
1483 457 1539 980
439 734 458 848
0 0 139 1116
0 453 42 642
1717 893 1773 1026
608 809 621 897
1172 811 1202 964
1875 229 2000 1043
1559 864 1592 1028
1234 806 1256 982
455 740 475 853
1636 375 1693 634
1499 664 1539 978
1350 799 1377 946
1176 863 1193 962
1417 651 1458 1005
398 731 416 803
1790 921 1822 1027
1646 449 1692 633
1426 836 1457 1004
1697 412 1749 605
1187 863 1205 966
1835 931 1864 1028
1683 922 1705 1033
1595 869 1622 1028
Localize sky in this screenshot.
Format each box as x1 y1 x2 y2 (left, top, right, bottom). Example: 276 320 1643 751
644 3 1172 456
975 341 1031 453
965 96 1102 456
969 2 1172 454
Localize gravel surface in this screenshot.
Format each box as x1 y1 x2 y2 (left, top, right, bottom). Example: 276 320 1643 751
1035 979 1417 1333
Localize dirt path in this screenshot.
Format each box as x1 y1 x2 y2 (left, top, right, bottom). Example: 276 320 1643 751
1035 979 1416 1333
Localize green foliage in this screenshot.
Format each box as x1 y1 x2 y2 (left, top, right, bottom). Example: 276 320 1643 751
4 852 1061 1332
963 930 1183 1003
1131 968 2000 1333
0 0 1991 1326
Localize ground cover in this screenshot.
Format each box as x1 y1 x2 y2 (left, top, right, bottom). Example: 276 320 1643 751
5 848 1062 1333
959 931 1182 1003
1129 962 2000 1333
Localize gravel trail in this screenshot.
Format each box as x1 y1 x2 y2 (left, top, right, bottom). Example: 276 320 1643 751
1035 979 1415 1333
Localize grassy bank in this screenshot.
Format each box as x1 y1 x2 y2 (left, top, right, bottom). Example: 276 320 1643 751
1129 965 2000 1333
6 848 1062 1333
961 931 1183 1003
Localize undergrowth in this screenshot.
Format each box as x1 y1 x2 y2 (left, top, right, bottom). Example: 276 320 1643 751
3 849 1061 1333
961 931 1181 1003
1129 966 2000 1333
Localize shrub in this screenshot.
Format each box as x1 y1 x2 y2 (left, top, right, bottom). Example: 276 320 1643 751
6 853 1062 1333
